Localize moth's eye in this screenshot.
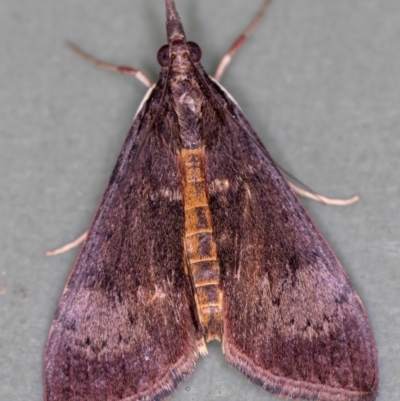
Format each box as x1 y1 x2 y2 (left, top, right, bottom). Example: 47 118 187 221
188 41 202 62
157 45 170 67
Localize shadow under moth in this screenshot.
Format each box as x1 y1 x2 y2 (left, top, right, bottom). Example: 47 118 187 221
44 1 378 400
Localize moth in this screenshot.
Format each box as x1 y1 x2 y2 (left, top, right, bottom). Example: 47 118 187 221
44 1 378 400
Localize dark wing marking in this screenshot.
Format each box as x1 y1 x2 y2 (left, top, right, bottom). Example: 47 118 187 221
44 86 201 401
202 79 378 401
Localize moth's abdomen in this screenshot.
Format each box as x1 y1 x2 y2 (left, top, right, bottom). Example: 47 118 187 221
180 147 223 342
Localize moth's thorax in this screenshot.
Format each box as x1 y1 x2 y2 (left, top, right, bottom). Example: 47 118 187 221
170 70 204 149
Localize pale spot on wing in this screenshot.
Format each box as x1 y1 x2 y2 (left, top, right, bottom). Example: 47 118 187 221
161 187 182 200
244 183 252 200
209 179 230 193
137 285 167 304
149 187 182 201
151 285 167 301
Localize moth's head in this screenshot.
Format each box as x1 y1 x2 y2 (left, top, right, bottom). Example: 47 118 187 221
158 0 202 73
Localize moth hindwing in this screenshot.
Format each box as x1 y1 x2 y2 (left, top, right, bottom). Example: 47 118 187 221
44 1 378 401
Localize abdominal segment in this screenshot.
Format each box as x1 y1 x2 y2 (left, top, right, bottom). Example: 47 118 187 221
179 147 223 342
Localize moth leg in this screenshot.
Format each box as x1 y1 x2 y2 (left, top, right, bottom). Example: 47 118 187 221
46 231 88 256
66 41 153 88
289 182 359 206
213 0 274 82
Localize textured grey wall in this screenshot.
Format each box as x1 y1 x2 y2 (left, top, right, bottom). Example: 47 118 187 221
0 1 399 400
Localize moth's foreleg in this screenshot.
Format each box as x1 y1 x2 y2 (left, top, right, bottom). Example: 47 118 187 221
214 0 274 82
66 41 153 88
46 231 87 256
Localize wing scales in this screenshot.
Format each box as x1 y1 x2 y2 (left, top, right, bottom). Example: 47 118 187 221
202 81 378 401
44 89 201 401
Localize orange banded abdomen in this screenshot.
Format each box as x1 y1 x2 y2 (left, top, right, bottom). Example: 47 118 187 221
180 147 222 341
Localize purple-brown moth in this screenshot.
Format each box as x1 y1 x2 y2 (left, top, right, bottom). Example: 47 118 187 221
44 1 378 400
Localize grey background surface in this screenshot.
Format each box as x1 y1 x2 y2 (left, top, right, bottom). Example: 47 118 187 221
0 0 399 400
